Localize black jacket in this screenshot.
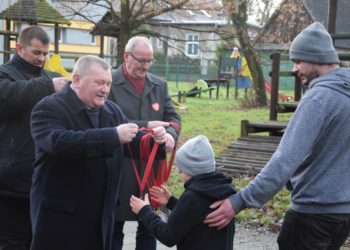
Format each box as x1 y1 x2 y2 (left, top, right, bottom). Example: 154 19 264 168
138 172 237 250
0 54 59 198
30 84 165 250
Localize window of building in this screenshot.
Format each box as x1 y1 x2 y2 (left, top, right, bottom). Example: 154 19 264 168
157 38 163 49
60 28 95 45
186 34 199 56
91 35 96 45
170 35 177 45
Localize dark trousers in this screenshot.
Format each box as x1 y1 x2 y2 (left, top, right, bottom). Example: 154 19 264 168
113 221 156 250
277 209 350 250
0 196 32 250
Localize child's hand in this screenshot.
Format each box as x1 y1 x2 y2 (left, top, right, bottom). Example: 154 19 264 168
130 194 150 214
149 185 171 205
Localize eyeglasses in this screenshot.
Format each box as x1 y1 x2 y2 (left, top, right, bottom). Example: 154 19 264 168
128 52 153 65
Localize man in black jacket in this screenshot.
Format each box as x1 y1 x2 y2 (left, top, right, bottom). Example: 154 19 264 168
0 25 68 249
30 55 166 250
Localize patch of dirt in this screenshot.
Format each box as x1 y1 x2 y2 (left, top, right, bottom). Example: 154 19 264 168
235 221 350 250
234 221 278 250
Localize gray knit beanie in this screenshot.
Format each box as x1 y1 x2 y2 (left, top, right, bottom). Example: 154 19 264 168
175 135 215 176
289 22 339 64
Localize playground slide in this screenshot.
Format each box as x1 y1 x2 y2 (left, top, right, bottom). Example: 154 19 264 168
44 54 72 80
264 79 292 101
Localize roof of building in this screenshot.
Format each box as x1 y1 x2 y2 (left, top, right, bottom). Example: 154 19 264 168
151 9 227 25
49 0 108 23
256 0 350 50
0 0 68 24
90 11 119 37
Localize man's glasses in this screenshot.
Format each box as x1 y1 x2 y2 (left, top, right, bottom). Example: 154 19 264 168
128 52 153 65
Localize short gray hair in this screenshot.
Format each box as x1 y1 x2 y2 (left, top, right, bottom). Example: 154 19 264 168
73 55 111 76
125 36 153 53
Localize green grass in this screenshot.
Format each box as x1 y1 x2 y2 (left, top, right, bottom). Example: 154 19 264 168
166 81 292 229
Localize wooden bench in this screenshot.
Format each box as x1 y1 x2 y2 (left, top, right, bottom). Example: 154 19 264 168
240 120 288 137
277 102 298 113
204 79 230 99
184 86 216 98
170 86 216 103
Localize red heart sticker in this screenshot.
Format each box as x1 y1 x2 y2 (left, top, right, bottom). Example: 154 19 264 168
152 103 160 111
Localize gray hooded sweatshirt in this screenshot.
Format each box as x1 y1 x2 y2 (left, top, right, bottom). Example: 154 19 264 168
231 67 350 214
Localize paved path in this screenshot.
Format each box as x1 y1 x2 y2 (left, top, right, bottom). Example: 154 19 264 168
123 221 350 250
123 221 174 250
123 221 278 250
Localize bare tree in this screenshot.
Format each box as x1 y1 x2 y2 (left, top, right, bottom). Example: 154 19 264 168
247 0 281 25
52 0 232 66
224 0 267 107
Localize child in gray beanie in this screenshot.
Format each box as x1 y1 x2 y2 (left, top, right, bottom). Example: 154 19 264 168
174 135 215 176
130 135 236 250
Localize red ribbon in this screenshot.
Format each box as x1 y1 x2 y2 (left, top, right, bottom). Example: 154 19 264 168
127 122 180 208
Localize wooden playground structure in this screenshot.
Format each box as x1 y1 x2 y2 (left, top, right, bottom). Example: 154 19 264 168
216 0 350 174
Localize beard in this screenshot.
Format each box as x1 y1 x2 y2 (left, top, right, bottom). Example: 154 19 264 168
302 69 320 86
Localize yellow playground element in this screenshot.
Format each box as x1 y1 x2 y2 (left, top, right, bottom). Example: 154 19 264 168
44 54 72 80
230 48 252 81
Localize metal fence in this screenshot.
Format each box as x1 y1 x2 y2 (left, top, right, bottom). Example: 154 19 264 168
149 52 295 91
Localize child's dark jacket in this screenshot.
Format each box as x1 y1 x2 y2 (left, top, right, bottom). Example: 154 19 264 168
138 171 237 250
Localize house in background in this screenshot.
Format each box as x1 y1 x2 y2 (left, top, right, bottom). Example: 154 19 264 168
1 0 262 76
0 0 109 67
150 9 227 58
147 9 261 75
49 0 110 67
253 0 350 90
149 9 230 76
255 0 350 51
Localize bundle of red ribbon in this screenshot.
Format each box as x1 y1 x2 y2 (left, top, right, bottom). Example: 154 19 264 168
128 122 180 208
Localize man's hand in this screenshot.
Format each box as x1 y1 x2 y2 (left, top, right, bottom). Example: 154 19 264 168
165 133 175 151
149 185 171 205
152 126 166 144
147 121 169 129
116 123 138 144
203 198 235 229
52 77 70 92
130 193 150 214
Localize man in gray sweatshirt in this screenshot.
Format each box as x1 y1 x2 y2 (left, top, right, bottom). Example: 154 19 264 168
204 22 350 249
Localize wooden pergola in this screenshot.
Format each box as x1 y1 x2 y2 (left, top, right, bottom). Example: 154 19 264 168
90 11 120 59
0 0 69 63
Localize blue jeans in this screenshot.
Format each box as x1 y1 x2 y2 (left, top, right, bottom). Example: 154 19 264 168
113 221 156 250
277 209 350 250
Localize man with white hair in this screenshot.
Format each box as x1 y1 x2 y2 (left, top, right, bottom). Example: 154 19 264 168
110 36 181 250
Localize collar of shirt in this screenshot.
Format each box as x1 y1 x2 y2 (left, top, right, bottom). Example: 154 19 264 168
122 63 145 96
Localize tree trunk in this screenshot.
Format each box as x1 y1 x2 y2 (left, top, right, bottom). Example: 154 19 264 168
241 38 267 106
116 1 132 67
230 0 267 107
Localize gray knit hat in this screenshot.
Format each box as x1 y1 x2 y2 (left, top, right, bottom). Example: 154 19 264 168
289 22 339 64
175 135 215 176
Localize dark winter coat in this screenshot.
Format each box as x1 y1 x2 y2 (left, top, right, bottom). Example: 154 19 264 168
138 172 237 250
0 54 59 198
109 65 181 220
30 84 162 250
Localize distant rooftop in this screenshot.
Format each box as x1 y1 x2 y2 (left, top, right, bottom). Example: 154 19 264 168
0 0 68 24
